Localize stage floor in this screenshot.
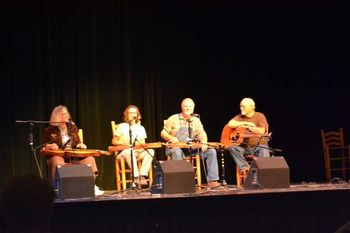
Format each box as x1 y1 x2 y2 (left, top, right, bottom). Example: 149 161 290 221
55 182 350 203
51 182 350 233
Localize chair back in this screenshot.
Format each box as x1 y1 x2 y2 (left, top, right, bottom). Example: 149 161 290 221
111 121 119 136
321 128 345 149
320 128 350 181
78 129 83 143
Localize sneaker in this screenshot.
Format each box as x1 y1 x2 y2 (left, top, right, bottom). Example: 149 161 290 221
207 181 221 188
94 185 104 196
134 176 140 186
140 176 148 186
241 167 250 178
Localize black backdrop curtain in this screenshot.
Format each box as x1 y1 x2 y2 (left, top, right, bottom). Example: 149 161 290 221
2 1 350 189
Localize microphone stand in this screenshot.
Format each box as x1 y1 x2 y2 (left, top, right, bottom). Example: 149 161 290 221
133 138 160 166
201 142 228 187
133 138 161 191
218 144 228 187
187 117 194 168
128 121 137 189
255 145 282 156
15 120 76 179
15 120 56 179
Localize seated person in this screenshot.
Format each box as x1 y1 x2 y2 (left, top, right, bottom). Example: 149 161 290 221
112 105 154 187
41 105 103 195
226 98 270 177
160 98 221 188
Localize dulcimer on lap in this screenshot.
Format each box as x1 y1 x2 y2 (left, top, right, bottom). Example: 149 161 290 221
108 141 223 153
41 148 110 157
164 142 223 149
108 142 163 152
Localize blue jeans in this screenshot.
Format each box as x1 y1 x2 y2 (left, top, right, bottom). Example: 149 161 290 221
227 145 270 170
166 147 219 182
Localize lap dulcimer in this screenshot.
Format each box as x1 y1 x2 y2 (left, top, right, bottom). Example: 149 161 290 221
41 148 110 157
108 142 163 153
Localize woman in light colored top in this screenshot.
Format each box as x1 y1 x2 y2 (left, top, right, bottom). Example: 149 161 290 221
112 105 154 186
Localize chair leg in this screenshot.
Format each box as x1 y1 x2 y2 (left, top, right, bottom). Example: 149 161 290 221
148 165 153 188
121 158 127 190
195 155 201 187
236 165 243 188
115 158 121 191
324 150 331 182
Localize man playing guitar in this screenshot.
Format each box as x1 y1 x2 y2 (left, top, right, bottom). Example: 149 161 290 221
223 98 270 178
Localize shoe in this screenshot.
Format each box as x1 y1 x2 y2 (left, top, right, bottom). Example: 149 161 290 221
94 185 104 196
207 181 221 188
241 167 250 178
241 169 249 177
140 176 148 186
134 176 140 186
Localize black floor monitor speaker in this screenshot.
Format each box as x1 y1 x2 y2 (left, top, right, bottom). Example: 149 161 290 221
244 156 290 190
54 164 95 199
151 160 195 194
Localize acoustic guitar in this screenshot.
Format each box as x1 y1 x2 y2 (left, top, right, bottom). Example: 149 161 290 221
220 125 261 148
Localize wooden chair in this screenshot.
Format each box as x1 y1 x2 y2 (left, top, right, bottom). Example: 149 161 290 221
235 155 255 188
163 120 202 187
166 154 202 187
321 128 350 181
111 121 153 191
78 129 84 143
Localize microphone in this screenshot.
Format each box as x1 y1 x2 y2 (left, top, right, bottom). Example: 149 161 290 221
266 132 272 140
190 113 200 118
68 119 75 125
128 116 141 123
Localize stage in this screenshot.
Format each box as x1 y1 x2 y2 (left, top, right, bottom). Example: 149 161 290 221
52 183 350 233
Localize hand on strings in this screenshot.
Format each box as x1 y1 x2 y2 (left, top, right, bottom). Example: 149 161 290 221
76 143 87 149
44 143 59 150
169 136 179 143
201 144 208 152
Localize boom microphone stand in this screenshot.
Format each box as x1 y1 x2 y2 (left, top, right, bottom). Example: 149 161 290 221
15 120 68 179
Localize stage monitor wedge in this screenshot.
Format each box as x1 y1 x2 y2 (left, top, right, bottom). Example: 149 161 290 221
54 164 95 199
151 160 195 194
244 156 290 190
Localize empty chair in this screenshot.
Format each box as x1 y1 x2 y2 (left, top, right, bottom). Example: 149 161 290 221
321 128 350 181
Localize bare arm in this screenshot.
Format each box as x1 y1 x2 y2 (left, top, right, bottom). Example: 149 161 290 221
228 119 256 128
160 129 179 143
228 119 265 135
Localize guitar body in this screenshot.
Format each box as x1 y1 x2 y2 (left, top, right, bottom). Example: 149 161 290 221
220 125 260 148
220 125 236 148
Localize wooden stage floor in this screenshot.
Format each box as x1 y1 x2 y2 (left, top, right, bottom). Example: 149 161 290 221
52 183 350 233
